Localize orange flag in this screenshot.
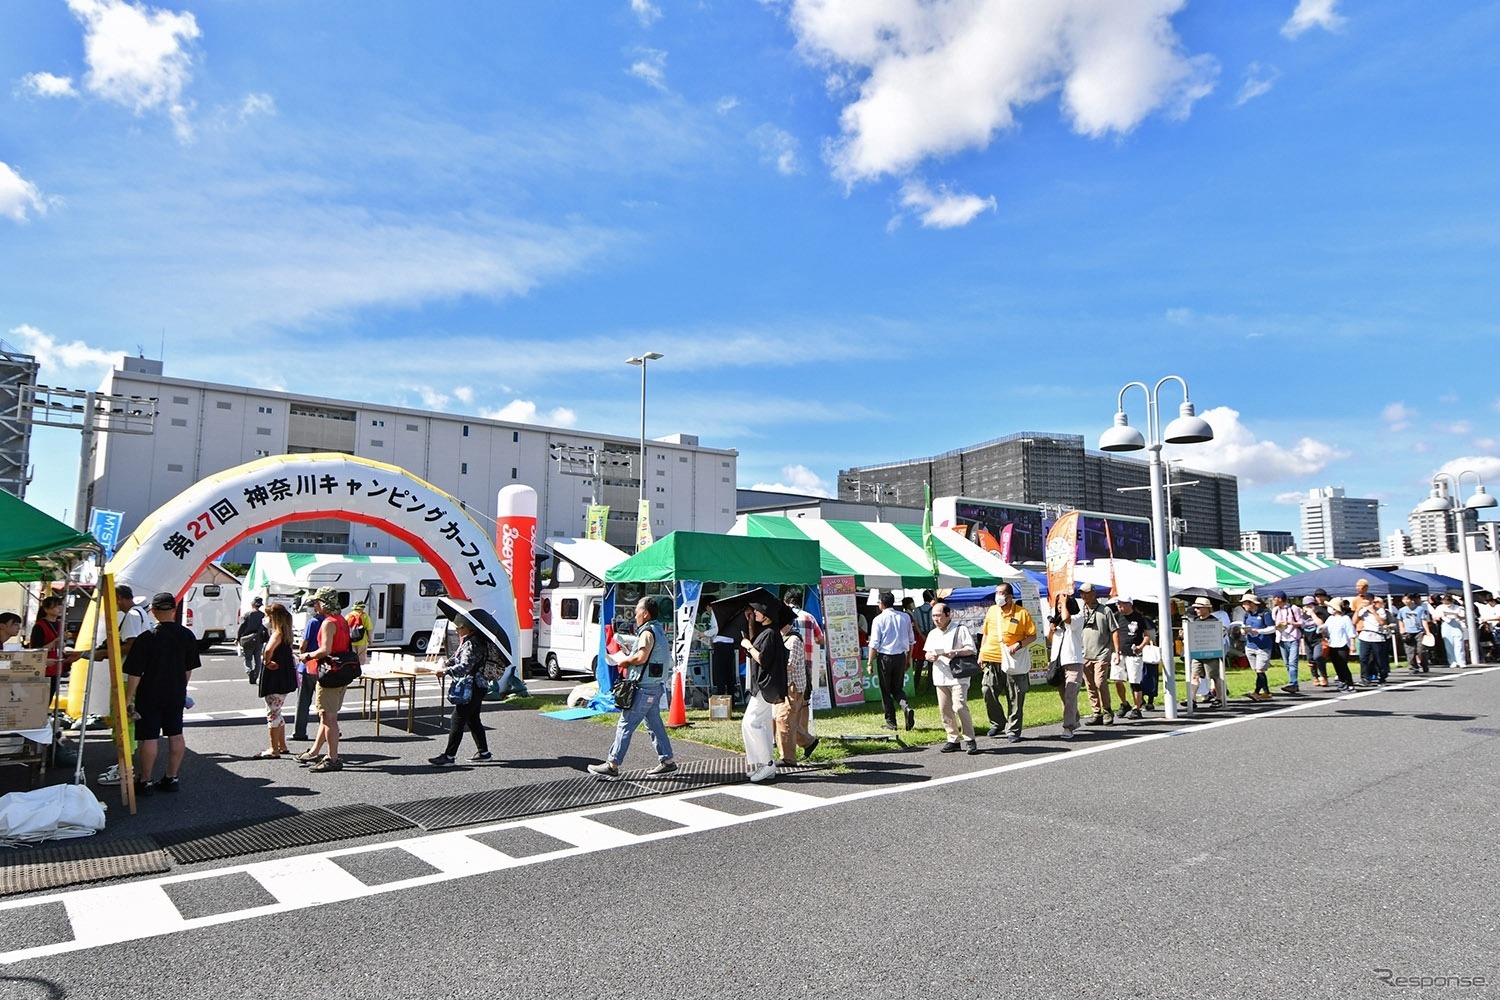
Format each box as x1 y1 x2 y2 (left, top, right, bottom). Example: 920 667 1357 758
1045 511 1079 601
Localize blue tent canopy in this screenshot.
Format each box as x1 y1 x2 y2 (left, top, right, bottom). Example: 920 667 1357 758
1391 568 1465 593
1263 564 1427 597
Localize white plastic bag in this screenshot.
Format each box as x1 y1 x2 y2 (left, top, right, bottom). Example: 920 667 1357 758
0 784 107 846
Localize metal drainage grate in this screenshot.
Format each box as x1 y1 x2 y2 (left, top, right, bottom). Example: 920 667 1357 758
155 804 416 865
387 776 653 831
1 836 171 897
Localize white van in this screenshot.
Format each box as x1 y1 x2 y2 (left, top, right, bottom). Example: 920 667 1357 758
533 538 630 679
181 579 243 650
244 553 447 654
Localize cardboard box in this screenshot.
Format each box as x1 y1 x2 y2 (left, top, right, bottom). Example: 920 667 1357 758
0 650 50 733
708 694 732 720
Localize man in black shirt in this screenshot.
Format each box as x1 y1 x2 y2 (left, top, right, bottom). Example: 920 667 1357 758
123 592 200 794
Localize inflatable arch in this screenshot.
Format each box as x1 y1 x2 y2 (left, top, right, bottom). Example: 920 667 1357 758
105 453 509 603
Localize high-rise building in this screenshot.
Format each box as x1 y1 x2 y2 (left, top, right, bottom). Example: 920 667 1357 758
839 431 1241 549
1407 481 1479 554
1300 487 1380 560
1240 530 1295 554
0 343 40 500
85 358 738 560
1384 529 1413 558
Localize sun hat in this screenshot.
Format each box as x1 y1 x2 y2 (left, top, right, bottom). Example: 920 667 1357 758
1193 597 1214 609
1241 593 1262 604
312 586 340 610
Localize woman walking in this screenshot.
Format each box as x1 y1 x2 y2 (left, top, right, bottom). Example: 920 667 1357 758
255 602 299 758
430 619 495 765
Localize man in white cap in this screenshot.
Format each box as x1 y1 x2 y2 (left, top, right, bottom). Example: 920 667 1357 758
1185 597 1226 707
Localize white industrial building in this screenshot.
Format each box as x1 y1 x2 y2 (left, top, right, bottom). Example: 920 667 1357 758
84 357 737 561
1300 487 1381 560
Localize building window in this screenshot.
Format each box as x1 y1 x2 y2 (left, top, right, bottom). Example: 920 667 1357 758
259 405 273 414
512 431 519 443
656 486 665 493
461 462 468 474
371 438 383 447
216 401 231 410
679 456 688 463
254 449 270 457
173 395 189 405
406 423 418 432
721 461 730 468
372 419 385 427
656 469 666 477
721 476 730 483
656 502 665 509
256 427 271 436
511 467 518 479
462 425 470 437
721 508 729 514
170 417 187 427
166 463 183 472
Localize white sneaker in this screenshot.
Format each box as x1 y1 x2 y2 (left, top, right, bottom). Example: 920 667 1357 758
97 764 121 785
748 763 778 784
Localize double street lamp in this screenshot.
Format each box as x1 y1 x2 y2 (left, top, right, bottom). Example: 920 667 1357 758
1413 471 1497 665
1099 376 1215 720
626 352 664 546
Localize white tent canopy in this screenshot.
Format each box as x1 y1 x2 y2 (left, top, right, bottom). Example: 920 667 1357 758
1073 560 1193 606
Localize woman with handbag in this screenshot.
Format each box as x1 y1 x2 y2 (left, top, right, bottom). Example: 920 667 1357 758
254 602 299 759
923 602 979 755
430 620 494 766
1047 593 1085 740
296 588 355 773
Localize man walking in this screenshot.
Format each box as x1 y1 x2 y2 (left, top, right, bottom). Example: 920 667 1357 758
1077 583 1120 725
237 596 267 682
123 592 200 795
1269 590 1303 694
1396 592 1432 674
866 591 915 731
978 583 1037 743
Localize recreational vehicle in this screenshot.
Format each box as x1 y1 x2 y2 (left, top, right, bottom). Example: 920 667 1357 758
243 553 447 653
533 538 629 679
179 563 244 649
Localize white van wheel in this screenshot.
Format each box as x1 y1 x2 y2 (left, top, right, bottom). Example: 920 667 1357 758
410 631 431 655
545 653 563 680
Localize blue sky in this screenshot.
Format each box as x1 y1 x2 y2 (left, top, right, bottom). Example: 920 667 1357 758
3 0 1498 544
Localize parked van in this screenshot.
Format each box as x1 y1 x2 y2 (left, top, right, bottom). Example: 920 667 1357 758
244 553 447 654
533 538 629 679
181 577 243 650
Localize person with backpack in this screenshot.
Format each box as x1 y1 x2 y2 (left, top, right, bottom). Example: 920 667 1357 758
237 597 268 683
346 601 373 664
296 588 354 773
429 618 499 766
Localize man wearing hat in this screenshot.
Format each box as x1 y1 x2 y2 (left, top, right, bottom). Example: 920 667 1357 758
298 587 352 772
346 600 373 665
1112 596 1154 718
1269 591 1304 694
1077 583 1121 726
122 592 201 794
1186 597 1226 706
1236 593 1277 701
237 596 268 682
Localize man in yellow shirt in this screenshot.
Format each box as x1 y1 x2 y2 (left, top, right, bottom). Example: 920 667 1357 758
978 583 1037 743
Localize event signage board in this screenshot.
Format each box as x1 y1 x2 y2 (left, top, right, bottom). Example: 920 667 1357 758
822 575 865 707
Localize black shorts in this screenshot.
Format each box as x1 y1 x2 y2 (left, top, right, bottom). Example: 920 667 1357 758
136 704 185 741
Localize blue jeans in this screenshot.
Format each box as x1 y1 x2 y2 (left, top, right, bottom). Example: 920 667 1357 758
606 682 673 766
1279 640 1301 686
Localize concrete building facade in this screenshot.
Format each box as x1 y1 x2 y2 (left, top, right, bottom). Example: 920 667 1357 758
838 431 1241 550
86 358 737 561
1300 487 1380 560
1240 530 1295 554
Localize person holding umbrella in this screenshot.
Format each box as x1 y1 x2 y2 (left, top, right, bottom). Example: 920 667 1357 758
430 618 495 766
588 598 677 778
740 600 788 784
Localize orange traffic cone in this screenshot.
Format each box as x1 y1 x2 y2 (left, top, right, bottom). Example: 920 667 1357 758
666 671 688 727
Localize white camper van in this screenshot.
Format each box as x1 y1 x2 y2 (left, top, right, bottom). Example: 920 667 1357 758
180 563 244 649
534 538 629 679
243 553 447 653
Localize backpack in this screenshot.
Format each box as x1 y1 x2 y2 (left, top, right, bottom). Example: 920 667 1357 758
347 613 367 643
479 641 506 682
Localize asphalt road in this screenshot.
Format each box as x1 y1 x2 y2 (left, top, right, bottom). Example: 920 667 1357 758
4 659 1498 998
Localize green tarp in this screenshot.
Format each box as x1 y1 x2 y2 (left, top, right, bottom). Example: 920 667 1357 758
605 531 822 586
0 490 100 584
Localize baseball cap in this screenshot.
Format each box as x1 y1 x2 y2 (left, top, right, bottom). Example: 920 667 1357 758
252 597 263 607
1078 582 1095 593
1302 595 1316 605
150 591 177 611
1116 595 1134 604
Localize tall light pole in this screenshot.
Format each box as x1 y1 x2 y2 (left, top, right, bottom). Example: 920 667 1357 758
626 352 663 546
1099 376 1214 721
1414 471 1497 665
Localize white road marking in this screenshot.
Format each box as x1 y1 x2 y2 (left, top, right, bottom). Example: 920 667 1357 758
1 668 1490 965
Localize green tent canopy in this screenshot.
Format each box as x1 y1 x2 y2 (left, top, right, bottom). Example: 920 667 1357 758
605 531 822 586
1166 546 1336 591
0 489 100 584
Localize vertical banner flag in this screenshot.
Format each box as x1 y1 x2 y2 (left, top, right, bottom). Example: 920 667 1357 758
672 580 702 685
496 485 537 662
88 508 125 557
803 585 830 712
1103 517 1118 598
586 505 609 541
636 497 654 550
822 575 865 707
922 484 940 582
999 523 1014 564
1045 511 1080 602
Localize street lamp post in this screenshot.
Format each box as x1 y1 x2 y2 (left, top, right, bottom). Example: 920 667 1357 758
1414 471 1498 665
1099 376 1215 721
626 352 664 545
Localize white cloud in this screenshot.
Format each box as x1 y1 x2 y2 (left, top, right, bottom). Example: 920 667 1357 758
480 400 579 427
452 386 475 405
1163 406 1348 486
782 0 1217 183
1473 438 1498 452
1413 441 1431 454
750 464 834 497
1382 401 1415 432
627 48 669 91
898 179 996 228
238 92 275 122
750 124 803 175
7 323 125 373
1273 491 1308 505
1282 0 1346 39
630 0 662 27
0 162 49 223
68 0 200 124
1436 456 1500 486
1234 62 1278 107
20 72 78 98
715 96 740 115
1446 420 1473 436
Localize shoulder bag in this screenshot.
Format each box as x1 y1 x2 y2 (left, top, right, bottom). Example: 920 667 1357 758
317 651 362 688
949 654 982 679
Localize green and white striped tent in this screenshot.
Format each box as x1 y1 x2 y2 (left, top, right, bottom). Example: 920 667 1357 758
732 514 1025 589
1166 547 1336 591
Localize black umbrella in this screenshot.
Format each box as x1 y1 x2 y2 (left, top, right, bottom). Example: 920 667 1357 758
711 587 794 634
437 595 516 666
1173 585 1228 604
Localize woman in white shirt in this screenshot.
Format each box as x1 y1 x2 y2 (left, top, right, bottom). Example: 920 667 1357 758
1047 594 1086 740
1435 594 1468 668
1323 601 1357 691
923 602 978 755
